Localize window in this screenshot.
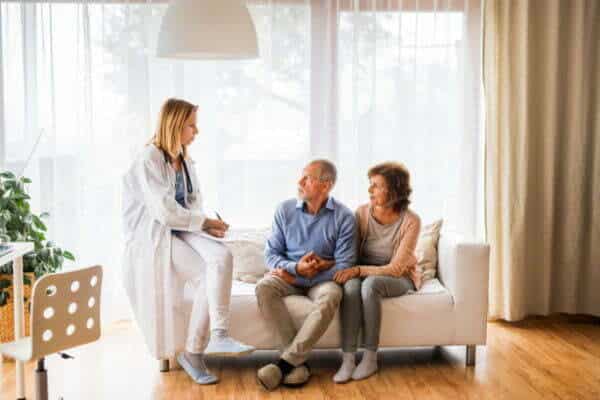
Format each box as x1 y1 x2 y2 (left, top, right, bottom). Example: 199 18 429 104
0 0 482 322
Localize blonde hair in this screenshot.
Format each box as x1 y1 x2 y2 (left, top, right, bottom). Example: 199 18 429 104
151 98 197 160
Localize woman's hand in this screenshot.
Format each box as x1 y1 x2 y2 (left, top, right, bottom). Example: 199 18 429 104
333 267 361 284
205 228 226 238
203 218 229 232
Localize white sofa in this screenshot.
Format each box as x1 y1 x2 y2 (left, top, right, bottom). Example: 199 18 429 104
159 230 490 371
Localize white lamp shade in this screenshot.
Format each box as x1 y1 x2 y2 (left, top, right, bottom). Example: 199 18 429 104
157 0 259 60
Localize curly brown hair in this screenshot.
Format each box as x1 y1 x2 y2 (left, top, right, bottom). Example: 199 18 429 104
368 162 412 213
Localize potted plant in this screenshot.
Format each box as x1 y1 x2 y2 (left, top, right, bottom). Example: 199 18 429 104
0 170 74 342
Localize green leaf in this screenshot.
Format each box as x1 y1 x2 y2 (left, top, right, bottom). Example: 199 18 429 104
13 193 30 201
0 279 11 290
32 215 47 231
0 171 73 279
0 171 15 179
23 275 32 286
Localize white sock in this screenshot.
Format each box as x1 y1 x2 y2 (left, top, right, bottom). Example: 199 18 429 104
211 328 228 339
333 352 356 383
352 350 378 380
184 351 207 370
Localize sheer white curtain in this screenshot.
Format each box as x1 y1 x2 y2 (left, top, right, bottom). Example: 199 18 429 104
0 0 483 324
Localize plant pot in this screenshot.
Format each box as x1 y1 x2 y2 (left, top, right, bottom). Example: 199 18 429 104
0 272 35 345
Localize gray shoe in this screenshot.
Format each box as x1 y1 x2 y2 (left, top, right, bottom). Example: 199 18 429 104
283 364 311 387
176 353 219 385
204 336 255 357
257 363 283 391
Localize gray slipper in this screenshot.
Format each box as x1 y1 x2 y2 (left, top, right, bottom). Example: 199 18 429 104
177 353 219 385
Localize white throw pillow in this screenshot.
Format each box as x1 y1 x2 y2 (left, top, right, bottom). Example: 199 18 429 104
415 219 443 282
224 228 270 283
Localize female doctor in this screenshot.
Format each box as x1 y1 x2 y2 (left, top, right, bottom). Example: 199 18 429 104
122 98 254 385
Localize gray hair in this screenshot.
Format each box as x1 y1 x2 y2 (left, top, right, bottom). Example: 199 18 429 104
310 159 337 185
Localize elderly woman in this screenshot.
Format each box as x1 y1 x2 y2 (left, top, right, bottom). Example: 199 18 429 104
332 162 421 382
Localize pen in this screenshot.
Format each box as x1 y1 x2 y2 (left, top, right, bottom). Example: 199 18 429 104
215 211 223 221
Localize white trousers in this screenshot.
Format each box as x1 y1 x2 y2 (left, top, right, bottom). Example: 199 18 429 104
171 231 233 353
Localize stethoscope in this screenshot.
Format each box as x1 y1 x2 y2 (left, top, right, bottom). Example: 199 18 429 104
163 150 196 203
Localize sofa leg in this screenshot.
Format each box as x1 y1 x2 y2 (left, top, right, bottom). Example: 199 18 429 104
159 359 170 372
466 345 476 366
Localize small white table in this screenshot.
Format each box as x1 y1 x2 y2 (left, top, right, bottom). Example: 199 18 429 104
1 242 34 400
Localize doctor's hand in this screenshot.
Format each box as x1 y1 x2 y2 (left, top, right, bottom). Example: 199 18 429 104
271 268 296 285
296 252 319 279
205 228 226 238
203 218 229 232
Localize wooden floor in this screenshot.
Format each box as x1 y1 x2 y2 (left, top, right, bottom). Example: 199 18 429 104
1 316 599 399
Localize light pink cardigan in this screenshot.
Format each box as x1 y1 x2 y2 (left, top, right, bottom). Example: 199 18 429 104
355 204 423 290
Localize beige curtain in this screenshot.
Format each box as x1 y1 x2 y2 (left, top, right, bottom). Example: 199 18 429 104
483 0 600 321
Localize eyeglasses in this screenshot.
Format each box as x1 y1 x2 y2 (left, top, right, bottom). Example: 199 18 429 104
304 174 320 180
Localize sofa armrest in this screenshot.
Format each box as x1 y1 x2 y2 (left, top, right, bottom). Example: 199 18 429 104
437 231 490 344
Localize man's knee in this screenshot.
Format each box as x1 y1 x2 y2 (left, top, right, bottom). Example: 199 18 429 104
316 282 343 309
255 276 280 300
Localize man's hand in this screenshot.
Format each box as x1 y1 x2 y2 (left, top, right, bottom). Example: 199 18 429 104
296 251 319 278
202 218 229 232
271 268 296 285
311 254 335 271
333 267 361 284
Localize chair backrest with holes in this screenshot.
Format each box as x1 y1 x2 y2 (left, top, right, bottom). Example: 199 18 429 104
29 265 103 360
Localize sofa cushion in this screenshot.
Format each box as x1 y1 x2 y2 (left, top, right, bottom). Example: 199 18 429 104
226 278 454 349
228 222 445 285
224 228 270 283
415 219 443 282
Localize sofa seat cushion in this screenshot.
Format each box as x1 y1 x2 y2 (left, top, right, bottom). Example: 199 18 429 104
221 278 456 349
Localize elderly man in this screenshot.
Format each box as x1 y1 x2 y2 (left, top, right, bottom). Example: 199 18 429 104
255 159 356 390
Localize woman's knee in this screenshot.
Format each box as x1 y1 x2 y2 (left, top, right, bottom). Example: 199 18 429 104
361 276 383 298
209 244 233 269
343 278 362 298
221 246 233 267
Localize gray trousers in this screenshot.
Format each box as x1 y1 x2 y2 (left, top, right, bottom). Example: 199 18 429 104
341 276 414 352
255 276 342 366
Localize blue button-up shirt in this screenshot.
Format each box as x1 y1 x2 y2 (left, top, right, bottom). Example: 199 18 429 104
264 197 357 287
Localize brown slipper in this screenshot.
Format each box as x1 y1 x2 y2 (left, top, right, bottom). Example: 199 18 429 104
257 363 283 391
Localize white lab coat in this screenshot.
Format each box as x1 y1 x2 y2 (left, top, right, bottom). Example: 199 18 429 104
121 144 207 359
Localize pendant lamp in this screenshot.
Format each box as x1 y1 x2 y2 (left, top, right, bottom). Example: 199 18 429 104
157 0 259 59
